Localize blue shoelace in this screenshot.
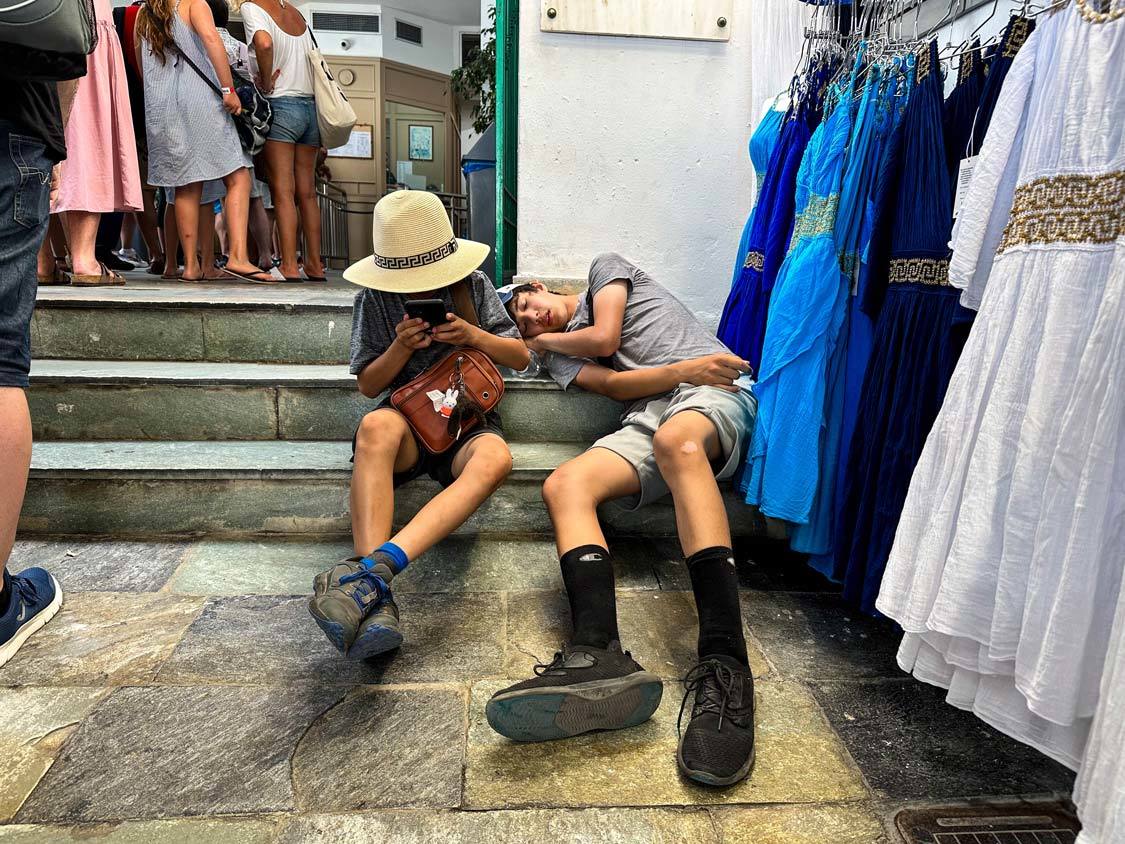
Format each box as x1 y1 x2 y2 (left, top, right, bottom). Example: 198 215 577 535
338 559 390 612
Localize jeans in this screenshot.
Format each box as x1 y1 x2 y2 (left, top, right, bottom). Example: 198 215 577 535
0 121 51 388
268 96 320 146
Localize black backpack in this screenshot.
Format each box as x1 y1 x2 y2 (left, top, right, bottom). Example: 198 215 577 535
173 45 273 156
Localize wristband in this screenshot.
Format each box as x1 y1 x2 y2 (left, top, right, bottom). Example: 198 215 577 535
220 86 234 95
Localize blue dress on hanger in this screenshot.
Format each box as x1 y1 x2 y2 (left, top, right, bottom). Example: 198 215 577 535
810 58 913 578
741 67 857 527
719 61 833 372
720 101 787 341
836 40 968 614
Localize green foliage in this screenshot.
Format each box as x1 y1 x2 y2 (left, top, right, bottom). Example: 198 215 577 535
451 5 496 135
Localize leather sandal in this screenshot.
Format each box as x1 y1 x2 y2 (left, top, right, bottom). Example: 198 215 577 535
71 263 126 287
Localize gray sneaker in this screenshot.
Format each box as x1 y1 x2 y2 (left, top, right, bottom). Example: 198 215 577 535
352 594 403 660
308 555 397 657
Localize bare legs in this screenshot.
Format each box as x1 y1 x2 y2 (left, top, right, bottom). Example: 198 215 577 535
651 410 729 556
249 197 273 269
0 388 32 572
294 144 323 278
172 183 204 280
542 449 641 555
264 141 299 278
349 409 513 559
265 141 322 279
162 201 179 277
220 168 259 277
65 210 101 276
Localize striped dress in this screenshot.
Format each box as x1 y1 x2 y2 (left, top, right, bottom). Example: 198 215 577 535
142 2 249 188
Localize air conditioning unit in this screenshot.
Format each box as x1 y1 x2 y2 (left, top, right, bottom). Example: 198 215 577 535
311 11 380 33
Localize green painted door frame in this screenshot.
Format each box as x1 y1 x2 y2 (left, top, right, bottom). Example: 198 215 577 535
495 0 518 284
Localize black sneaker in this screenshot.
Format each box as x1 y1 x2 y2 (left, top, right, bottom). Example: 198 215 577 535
676 655 756 786
486 641 663 742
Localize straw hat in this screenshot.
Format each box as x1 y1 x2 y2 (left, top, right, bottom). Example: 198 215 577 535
343 191 490 292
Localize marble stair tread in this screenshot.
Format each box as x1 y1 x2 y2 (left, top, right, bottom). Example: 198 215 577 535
35 272 356 309
29 440 585 479
29 359 563 390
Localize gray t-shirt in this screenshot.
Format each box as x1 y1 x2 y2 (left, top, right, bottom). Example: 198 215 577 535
349 270 520 393
542 254 731 412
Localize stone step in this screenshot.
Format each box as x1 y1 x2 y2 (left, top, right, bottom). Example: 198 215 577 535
21 440 768 539
33 276 355 364
28 360 621 443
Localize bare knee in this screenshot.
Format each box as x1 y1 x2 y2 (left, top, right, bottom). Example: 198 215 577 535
468 438 513 488
543 462 594 512
354 410 407 460
653 426 708 473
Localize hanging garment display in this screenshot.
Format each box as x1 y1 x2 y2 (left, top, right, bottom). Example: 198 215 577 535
876 0 1123 773
739 53 859 527
720 97 788 342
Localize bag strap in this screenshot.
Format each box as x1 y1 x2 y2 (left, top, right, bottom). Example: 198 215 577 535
450 279 480 327
171 42 224 100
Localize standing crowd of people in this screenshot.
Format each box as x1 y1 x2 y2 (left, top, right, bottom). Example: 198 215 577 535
33 0 330 287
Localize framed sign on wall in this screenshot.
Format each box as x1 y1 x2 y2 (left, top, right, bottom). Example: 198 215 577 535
328 124 374 159
540 0 734 41
408 125 434 161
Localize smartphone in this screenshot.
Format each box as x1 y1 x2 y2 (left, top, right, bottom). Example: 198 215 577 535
404 299 450 329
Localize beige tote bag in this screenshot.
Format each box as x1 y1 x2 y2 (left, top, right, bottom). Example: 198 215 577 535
304 25 356 149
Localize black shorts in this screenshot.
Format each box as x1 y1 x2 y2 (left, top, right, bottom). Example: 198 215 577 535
351 402 505 489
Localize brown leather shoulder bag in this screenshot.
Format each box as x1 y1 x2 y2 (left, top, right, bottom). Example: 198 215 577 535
390 281 506 454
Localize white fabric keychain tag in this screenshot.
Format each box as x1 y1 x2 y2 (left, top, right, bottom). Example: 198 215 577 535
426 390 446 413
953 155 979 220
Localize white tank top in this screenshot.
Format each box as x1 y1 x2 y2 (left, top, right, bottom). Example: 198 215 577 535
240 1 315 98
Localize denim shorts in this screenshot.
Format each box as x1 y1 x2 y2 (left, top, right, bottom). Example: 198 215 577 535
0 122 52 388
268 96 320 146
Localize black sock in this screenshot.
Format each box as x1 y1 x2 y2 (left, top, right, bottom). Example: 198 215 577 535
687 546 748 665
560 545 619 649
0 569 10 617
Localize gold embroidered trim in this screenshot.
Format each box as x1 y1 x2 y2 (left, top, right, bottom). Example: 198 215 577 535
888 257 950 286
791 193 840 249
744 251 765 271
1003 16 1032 57
998 171 1125 251
917 46 933 80
957 47 977 84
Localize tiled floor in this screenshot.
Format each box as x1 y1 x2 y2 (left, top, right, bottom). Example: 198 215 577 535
0 537 1075 842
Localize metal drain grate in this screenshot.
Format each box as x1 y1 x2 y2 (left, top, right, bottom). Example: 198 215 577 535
895 803 1081 844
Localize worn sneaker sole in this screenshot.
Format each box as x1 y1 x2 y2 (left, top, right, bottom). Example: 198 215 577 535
676 744 756 787
348 622 403 660
308 600 349 654
486 671 663 742
0 575 64 669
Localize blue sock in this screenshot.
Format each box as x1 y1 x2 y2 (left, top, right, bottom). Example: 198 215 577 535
371 541 409 575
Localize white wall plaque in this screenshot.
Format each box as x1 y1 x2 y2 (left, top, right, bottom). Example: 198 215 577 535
541 0 733 42
328 125 374 160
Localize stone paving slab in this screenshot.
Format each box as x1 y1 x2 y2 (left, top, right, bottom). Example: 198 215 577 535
463 678 866 809
0 688 107 822
10 540 189 592
504 589 771 680
165 538 667 597
0 593 203 686
0 818 280 844
711 803 887 843
277 807 719 843
15 686 343 823
740 591 903 681
34 273 356 307
157 593 506 685
810 679 1076 801
290 686 466 811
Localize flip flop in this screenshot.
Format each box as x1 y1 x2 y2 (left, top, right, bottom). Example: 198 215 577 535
222 267 278 284
304 275 327 283
71 263 126 287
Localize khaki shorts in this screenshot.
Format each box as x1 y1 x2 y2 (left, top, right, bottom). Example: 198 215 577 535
590 383 758 511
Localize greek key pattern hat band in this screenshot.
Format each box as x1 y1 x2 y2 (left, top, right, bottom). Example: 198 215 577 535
372 238 459 270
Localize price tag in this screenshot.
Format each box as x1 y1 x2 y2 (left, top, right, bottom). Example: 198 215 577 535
953 155 978 220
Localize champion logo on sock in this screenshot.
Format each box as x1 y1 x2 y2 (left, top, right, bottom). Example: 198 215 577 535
578 553 604 562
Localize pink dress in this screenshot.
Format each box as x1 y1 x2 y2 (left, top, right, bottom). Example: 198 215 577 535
54 0 142 213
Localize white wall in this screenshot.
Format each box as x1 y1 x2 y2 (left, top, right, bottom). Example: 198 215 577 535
516 0 766 327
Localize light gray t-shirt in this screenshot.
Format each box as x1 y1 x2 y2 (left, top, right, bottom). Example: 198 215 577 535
349 270 520 393
543 253 732 413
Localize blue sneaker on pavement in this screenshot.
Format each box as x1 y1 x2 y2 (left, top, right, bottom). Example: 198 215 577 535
0 568 63 669
308 554 403 659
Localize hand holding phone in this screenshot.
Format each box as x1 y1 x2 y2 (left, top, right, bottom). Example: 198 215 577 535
404 299 450 331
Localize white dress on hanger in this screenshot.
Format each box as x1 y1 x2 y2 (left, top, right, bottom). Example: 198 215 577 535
875 0 1124 797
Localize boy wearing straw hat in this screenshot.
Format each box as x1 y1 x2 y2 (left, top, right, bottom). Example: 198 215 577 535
308 191 530 660
489 253 758 788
